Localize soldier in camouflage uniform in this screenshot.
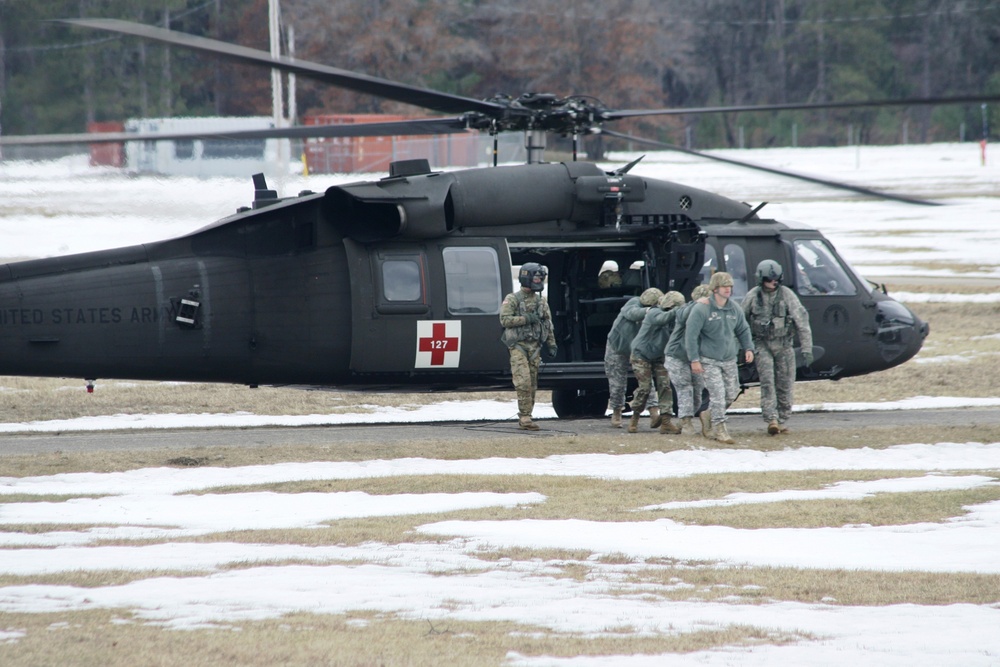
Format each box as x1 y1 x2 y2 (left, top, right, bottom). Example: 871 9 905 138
500 262 557 430
742 260 814 435
629 291 686 434
684 272 755 444
664 284 712 436
604 287 663 428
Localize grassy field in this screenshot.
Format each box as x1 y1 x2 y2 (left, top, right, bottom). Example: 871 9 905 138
0 287 998 666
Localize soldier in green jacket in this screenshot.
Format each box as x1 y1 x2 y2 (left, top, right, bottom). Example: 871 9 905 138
628 291 685 434
684 272 755 444
603 287 663 428
664 284 712 436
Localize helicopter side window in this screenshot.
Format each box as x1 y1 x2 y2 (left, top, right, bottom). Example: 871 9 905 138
381 259 424 302
174 140 194 160
443 247 502 315
202 139 267 160
793 239 858 296
698 244 719 286
723 243 749 298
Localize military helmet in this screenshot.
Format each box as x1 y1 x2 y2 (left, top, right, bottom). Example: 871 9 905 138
639 287 664 306
691 284 712 300
598 270 622 288
708 272 734 291
756 259 783 286
658 291 686 310
518 262 547 292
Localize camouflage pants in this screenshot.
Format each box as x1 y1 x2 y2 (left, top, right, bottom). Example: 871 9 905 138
604 345 657 410
701 357 739 425
629 355 671 414
755 342 796 423
509 341 541 418
666 355 705 419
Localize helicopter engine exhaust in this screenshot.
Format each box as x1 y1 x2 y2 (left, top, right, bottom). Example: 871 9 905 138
323 162 644 242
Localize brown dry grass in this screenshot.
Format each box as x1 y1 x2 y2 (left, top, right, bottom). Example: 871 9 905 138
0 610 797 667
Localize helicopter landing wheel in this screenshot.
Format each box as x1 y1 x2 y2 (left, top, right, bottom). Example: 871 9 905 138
551 387 610 419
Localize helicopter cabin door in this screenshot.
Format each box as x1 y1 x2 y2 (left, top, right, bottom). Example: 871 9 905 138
342 238 512 378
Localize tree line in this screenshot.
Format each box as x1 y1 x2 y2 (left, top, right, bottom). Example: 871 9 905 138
2 0 998 151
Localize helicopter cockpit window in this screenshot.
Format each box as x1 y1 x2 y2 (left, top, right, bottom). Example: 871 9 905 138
698 245 719 286
381 259 424 302
723 243 749 298
794 239 858 296
443 247 502 315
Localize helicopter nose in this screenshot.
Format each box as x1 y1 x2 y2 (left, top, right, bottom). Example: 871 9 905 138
874 298 928 366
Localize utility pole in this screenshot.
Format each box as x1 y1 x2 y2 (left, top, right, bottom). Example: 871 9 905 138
269 0 289 172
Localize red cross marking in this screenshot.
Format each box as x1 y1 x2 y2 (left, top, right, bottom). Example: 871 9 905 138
418 322 459 366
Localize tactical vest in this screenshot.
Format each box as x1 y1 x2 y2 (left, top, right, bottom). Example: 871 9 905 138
748 287 792 342
501 290 553 348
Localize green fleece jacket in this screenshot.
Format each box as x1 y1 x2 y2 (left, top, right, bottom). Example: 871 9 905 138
664 300 699 362
684 297 754 363
606 296 648 355
630 307 678 361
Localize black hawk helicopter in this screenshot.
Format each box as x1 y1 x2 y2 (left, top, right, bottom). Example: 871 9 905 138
6 18 991 418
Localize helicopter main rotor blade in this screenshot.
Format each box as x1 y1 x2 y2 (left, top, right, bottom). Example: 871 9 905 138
61 18 503 117
0 117 472 147
601 129 939 207
605 93 1000 120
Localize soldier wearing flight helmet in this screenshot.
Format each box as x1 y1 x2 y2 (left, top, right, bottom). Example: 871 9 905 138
742 259 813 435
500 262 557 430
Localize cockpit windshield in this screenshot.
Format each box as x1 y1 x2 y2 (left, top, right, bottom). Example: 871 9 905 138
793 239 858 296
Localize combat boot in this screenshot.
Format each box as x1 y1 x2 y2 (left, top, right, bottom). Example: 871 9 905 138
713 422 735 445
767 419 780 436
659 417 682 435
611 408 622 428
648 407 662 429
678 416 693 434
518 415 540 431
627 413 640 433
698 411 712 438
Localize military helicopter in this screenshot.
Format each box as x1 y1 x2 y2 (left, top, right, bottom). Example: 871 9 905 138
6 17 989 418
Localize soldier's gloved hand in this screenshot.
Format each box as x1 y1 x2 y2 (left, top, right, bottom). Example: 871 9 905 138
524 312 540 325
802 350 814 367
544 343 558 361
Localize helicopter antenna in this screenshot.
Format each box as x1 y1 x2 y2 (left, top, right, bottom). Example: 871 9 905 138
614 155 645 175
736 202 768 224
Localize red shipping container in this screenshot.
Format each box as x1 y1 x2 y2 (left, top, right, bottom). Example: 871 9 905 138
302 114 479 174
87 121 125 168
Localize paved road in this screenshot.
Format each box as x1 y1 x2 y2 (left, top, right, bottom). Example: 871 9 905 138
2 407 999 457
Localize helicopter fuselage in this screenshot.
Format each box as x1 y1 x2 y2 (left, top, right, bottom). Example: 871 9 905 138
0 160 928 417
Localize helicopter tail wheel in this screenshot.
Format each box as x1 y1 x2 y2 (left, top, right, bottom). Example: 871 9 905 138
551 387 610 419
